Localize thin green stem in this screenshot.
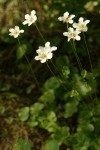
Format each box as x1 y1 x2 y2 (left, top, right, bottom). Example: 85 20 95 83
46 62 68 91
83 32 93 71
50 60 65 79
17 38 40 89
72 40 83 71
35 23 46 42
83 33 97 100
66 23 69 30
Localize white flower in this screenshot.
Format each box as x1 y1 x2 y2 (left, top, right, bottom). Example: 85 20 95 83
23 10 37 26
73 17 90 32
58 12 75 24
63 27 81 41
9 26 24 38
34 42 57 63
44 42 57 52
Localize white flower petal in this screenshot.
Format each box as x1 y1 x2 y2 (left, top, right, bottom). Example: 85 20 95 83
23 10 37 26
34 56 39 60
73 23 77 28
64 12 69 17
85 20 90 24
51 46 57 51
41 59 46 63
68 27 74 32
9 33 13 36
34 42 57 63
79 17 84 23
75 30 81 34
14 34 19 38
28 22 33 26
83 27 88 32
63 32 68 36
9 26 24 38
31 10 36 15
76 35 81 41
34 16 37 21
45 42 50 47
58 17 63 21
9 28 15 32
70 14 75 19
69 20 73 24
38 46 44 50
20 30 24 33
25 14 30 19
31 15 37 22
36 49 42 53
15 26 19 30
68 38 71 42
23 20 28 25
47 53 53 59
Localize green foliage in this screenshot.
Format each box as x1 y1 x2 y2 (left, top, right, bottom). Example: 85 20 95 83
12 143 20 150
0 105 6 114
43 77 61 91
62 66 70 78
63 99 79 118
18 107 29 121
18 138 32 150
13 138 32 150
39 90 55 103
43 139 59 150
17 44 27 59
0 0 100 150
51 126 70 144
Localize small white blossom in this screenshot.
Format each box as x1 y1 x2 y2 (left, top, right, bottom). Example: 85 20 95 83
63 27 81 41
9 26 24 38
23 10 37 26
44 42 57 52
73 17 90 32
34 42 57 63
58 12 75 24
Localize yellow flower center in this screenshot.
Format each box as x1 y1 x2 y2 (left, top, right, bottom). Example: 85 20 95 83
79 24 85 29
70 33 76 38
13 30 19 35
64 17 70 23
29 17 33 22
40 53 47 59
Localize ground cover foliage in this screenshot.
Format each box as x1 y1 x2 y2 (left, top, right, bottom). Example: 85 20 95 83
0 0 100 150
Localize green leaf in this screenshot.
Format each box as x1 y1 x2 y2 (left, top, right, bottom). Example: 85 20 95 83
73 133 90 150
39 90 55 103
17 138 32 150
0 105 6 114
17 44 27 59
69 90 79 97
43 139 59 150
18 107 29 121
27 115 38 128
62 66 70 78
12 143 20 150
63 100 79 118
74 74 92 96
52 126 70 144
4 92 19 99
30 103 44 115
38 111 57 132
81 70 87 78
44 77 60 91
27 120 38 128
0 83 10 91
